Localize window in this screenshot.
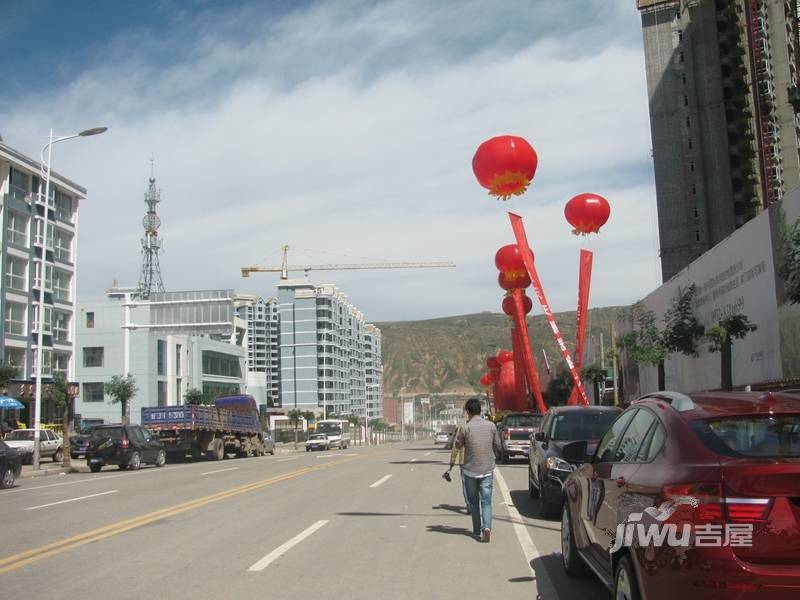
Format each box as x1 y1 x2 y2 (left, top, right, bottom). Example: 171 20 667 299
53 270 71 302
691 416 800 458
53 229 72 262
157 340 166 376
53 352 69 375
9 167 29 198
55 190 73 222
202 351 242 377
33 261 53 291
86 312 95 328
32 348 52 376
596 410 636 463
157 381 168 407
83 382 105 403
3 347 25 370
614 409 658 463
33 218 55 250
4 303 25 336
83 347 104 367
695 229 701 242
688 138 693 150
636 423 666 462
5 257 27 291
176 344 182 376
53 312 70 342
6 212 28 246
32 305 52 333
176 378 182 404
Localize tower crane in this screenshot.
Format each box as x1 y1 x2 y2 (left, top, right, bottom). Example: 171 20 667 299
241 245 455 279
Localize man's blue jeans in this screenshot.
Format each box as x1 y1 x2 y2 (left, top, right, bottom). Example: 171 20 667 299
459 467 471 514
464 474 493 534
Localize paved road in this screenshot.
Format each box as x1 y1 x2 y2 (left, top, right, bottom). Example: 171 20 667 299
0 442 609 599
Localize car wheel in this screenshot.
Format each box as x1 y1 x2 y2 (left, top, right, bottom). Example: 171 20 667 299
89 463 102 473
269 448 275 455
538 474 560 519
155 450 166 467
528 466 539 499
614 556 641 600
1 466 16 489
53 448 64 463
128 451 142 470
561 504 590 577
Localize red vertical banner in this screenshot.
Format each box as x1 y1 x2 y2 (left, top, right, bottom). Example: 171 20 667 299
508 212 590 406
510 323 528 411
567 250 593 406
511 289 547 414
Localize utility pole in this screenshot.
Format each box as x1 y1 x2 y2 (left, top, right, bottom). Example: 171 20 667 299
611 321 619 406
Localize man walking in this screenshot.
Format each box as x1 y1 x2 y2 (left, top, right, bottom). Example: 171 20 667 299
453 398 501 542
449 424 471 515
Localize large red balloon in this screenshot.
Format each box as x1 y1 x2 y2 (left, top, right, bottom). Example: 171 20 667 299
497 350 514 364
486 356 501 369
564 193 611 235
498 271 531 291
494 244 530 273
502 294 533 316
492 361 527 412
472 135 538 201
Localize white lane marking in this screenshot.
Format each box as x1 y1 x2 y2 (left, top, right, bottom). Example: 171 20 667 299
200 467 239 476
494 470 559 599
316 455 339 459
424 452 432 456
410 458 417 463
276 457 298 462
369 474 392 488
25 490 118 511
248 520 329 571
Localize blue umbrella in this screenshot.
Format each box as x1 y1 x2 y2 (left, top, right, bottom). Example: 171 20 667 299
0 395 24 410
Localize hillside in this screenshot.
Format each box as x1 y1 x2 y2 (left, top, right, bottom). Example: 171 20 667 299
375 307 623 397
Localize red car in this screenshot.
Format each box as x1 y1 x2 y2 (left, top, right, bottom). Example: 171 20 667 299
560 391 800 600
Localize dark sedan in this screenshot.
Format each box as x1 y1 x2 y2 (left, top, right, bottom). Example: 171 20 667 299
528 405 620 517
0 440 22 488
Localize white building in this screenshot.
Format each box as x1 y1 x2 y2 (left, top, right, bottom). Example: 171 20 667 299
236 295 280 407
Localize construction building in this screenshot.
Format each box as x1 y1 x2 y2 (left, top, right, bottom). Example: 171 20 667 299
637 0 800 280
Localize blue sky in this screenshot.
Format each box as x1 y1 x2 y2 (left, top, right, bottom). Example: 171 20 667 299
1 0 659 321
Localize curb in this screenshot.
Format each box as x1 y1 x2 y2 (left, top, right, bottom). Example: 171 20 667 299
19 467 69 479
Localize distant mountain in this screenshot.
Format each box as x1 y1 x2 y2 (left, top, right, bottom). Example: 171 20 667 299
375 307 623 397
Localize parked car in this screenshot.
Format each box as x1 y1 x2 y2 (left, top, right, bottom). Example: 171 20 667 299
86 424 166 472
0 440 22 488
497 412 543 463
561 390 800 600
434 431 450 445
4 428 63 463
305 433 330 452
260 431 276 455
528 405 620 517
70 420 104 459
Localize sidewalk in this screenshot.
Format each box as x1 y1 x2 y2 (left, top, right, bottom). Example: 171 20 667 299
20 461 71 479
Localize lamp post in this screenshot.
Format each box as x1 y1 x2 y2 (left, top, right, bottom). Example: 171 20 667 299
32 126 107 471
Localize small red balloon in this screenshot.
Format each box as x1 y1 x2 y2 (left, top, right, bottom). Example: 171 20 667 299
497 350 514 364
564 193 611 235
502 294 533 316
495 244 530 273
498 271 531 291
480 374 493 387
472 135 538 201
486 356 501 369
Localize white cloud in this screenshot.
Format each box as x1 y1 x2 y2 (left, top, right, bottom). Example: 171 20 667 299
1 0 659 321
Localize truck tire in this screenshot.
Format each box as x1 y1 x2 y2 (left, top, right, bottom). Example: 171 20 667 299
209 438 224 461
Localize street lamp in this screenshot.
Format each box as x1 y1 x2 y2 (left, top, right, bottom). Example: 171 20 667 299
32 127 107 471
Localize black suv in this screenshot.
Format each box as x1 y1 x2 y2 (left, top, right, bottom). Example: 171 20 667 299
86 424 166 472
0 440 22 488
528 405 620 517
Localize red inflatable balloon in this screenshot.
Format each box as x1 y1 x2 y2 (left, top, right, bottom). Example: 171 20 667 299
498 271 531 291
494 244 530 273
564 193 611 235
492 361 527 412
472 135 538 200
486 356 501 370
502 294 533 316
480 374 493 387
497 350 514 364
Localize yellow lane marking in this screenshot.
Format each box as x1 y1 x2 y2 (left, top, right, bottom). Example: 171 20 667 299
0 456 359 574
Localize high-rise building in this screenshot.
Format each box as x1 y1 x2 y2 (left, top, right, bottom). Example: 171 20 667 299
0 140 84 423
637 0 800 280
277 279 382 419
236 295 280 407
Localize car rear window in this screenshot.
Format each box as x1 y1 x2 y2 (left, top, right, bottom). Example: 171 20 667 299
691 415 800 458
551 411 619 441
504 415 541 428
90 427 125 441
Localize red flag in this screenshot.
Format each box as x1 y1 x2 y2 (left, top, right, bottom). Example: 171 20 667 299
567 250 593 406
509 212 590 406
510 289 547 413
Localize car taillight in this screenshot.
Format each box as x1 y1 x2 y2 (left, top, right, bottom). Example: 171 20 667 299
661 483 771 523
503 430 509 440
120 439 129 449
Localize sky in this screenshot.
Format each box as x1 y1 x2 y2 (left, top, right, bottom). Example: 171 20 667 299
0 0 660 322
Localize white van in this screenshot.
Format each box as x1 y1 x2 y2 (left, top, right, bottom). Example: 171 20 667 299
315 419 351 449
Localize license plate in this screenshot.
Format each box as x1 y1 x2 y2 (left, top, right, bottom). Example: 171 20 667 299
89 458 102 464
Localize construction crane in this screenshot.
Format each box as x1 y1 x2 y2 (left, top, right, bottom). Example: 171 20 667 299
241 244 455 279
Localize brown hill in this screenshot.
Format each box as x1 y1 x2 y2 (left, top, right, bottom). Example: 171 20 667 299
375 307 622 397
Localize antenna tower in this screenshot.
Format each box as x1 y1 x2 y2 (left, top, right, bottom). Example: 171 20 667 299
136 157 165 298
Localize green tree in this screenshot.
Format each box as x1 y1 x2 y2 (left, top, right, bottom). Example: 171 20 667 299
51 372 71 468
183 388 206 406
780 216 800 304
0 364 19 392
619 303 668 389
706 314 758 391
663 284 705 358
104 375 139 425
287 409 303 449
545 368 573 407
582 365 608 406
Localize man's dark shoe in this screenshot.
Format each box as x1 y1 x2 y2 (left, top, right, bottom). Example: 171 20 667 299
481 528 491 543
